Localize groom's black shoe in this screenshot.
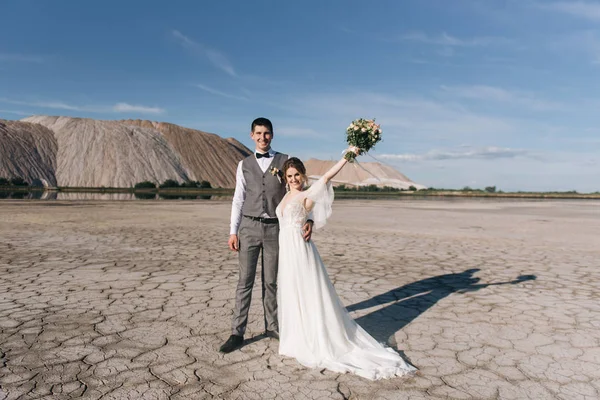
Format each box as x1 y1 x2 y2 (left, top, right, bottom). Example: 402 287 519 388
265 330 279 340
219 335 243 353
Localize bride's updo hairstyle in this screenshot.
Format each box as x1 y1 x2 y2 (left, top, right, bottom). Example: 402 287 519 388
282 157 307 185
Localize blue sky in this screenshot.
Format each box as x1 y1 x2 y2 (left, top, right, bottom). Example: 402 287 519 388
1 0 600 192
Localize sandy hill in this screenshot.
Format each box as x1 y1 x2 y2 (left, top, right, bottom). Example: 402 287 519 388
0 116 252 188
121 119 247 189
1 115 421 190
0 119 58 186
304 158 426 190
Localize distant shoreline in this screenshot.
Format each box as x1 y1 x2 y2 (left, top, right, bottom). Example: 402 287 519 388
1 186 600 200
335 191 600 200
0 186 232 195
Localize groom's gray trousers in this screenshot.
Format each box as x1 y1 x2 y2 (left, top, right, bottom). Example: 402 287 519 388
232 216 280 336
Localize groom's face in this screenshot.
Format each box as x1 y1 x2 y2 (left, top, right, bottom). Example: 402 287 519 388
251 125 273 153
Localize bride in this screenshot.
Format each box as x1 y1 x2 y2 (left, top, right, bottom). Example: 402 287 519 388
275 147 417 380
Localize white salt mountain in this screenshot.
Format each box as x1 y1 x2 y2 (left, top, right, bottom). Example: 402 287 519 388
0 119 58 186
2 116 251 188
304 158 426 190
1 115 421 190
121 119 248 189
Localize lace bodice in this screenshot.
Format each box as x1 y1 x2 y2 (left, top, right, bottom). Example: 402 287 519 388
276 194 309 229
275 177 334 231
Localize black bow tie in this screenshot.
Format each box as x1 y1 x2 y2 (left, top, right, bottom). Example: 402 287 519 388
256 152 271 159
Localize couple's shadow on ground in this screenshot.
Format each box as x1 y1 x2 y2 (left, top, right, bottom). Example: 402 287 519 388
347 269 536 349
241 269 536 353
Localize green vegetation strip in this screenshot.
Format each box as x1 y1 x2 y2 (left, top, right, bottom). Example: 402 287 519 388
2 176 599 199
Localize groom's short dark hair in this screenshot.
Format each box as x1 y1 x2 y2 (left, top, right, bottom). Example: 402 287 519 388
251 117 273 133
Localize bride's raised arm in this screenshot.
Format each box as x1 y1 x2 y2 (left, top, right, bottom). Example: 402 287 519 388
304 147 360 223
321 146 360 184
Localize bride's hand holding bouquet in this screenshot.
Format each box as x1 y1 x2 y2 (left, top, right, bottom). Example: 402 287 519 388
345 145 360 158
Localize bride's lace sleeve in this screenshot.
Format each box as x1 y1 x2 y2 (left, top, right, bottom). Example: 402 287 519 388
304 177 334 230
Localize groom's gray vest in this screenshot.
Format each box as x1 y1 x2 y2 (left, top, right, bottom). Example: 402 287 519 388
241 152 288 218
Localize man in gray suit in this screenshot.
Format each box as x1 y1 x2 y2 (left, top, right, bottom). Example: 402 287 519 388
220 117 313 353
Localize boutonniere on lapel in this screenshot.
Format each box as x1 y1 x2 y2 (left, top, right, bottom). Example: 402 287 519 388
269 166 283 183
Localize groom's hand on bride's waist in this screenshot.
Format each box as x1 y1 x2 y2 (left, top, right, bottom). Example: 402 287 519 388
228 234 239 252
302 220 314 242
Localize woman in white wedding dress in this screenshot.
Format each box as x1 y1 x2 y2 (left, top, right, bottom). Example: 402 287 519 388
275 148 417 380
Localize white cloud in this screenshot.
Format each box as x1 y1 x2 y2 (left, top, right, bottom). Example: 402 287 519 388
398 32 509 47
0 109 34 116
440 85 564 111
36 101 82 111
541 1 600 21
171 30 194 46
195 84 248 101
112 103 164 114
0 98 165 114
379 147 532 162
0 53 44 63
283 91 522 146
550 30 600 66
172 30 237 77
0 98 86 111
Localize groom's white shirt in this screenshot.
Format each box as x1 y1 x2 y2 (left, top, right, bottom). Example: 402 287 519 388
230 149 277 235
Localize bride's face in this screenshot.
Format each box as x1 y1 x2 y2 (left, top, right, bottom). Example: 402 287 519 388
286 167 303 191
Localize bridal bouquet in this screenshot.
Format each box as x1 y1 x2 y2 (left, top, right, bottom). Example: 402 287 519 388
344 118 382 162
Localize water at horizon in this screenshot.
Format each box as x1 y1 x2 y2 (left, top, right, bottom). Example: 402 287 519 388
0 191 233 201
0 190 596 203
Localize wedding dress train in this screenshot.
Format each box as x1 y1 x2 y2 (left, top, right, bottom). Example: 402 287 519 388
276 177 416 380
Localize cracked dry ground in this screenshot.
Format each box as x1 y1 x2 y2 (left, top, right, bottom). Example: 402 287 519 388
1 199 599 400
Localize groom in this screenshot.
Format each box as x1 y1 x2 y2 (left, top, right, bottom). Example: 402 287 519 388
220 117 313 353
